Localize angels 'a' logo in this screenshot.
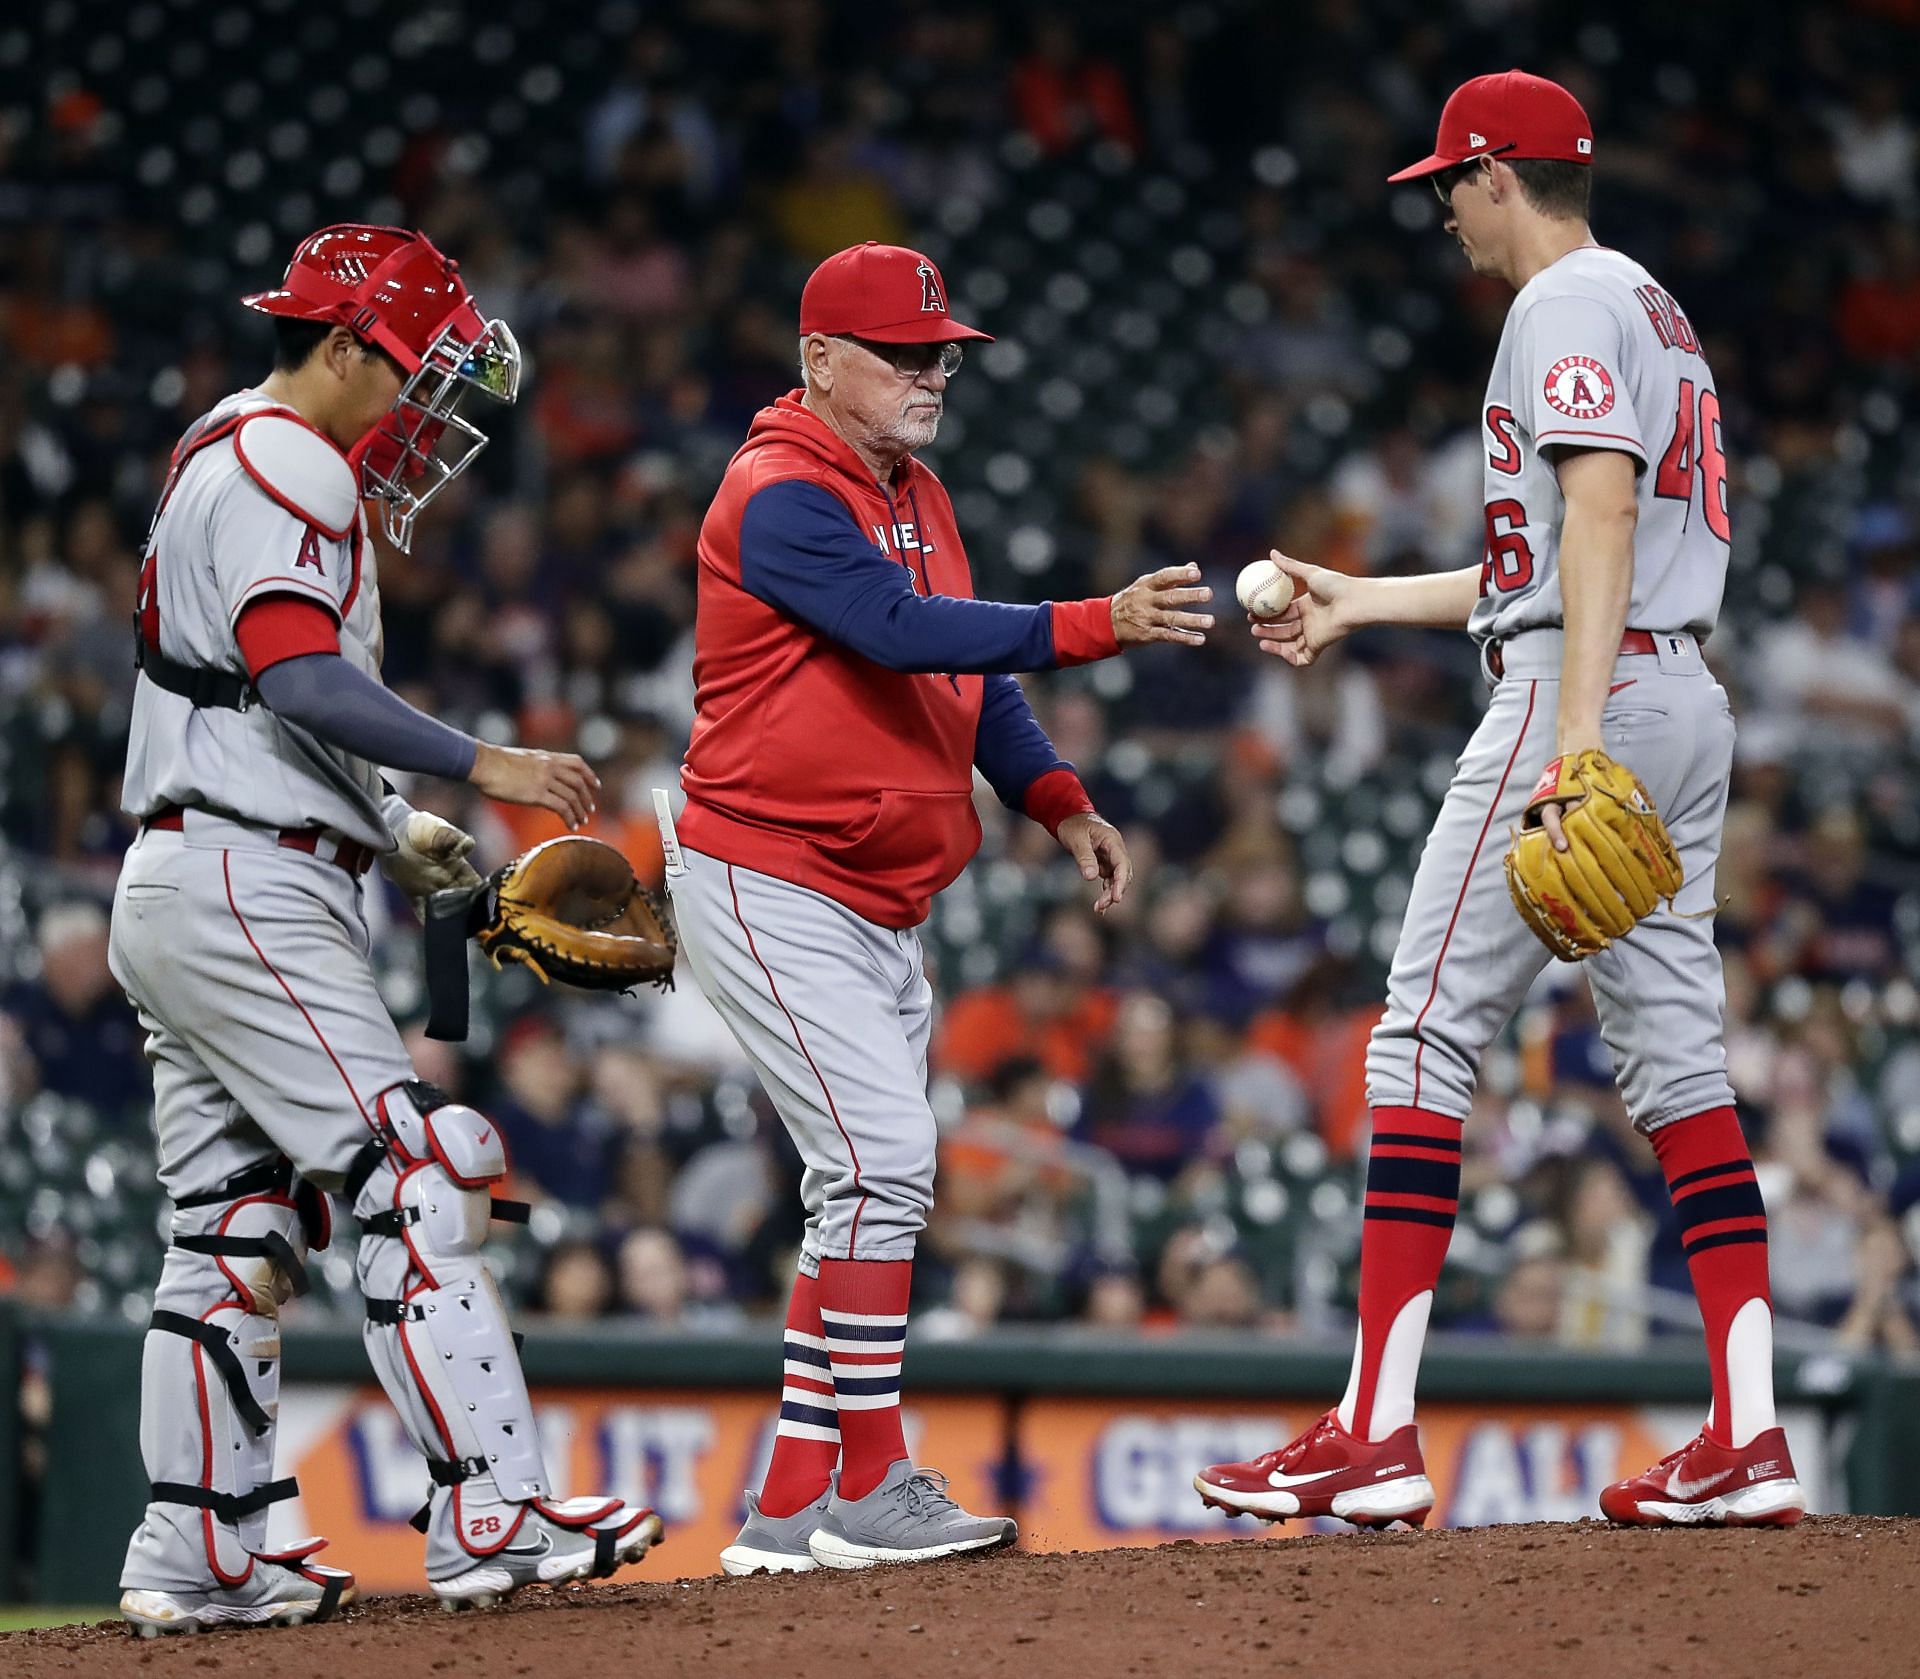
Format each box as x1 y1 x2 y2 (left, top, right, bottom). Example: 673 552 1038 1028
917 260 944 314
1543 355 1616 419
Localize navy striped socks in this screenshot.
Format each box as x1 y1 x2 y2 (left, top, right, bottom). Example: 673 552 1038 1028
1339 1106 1464 1441
1653 1105 1776 1446
756 1267 839 1518
817 1257 911 1501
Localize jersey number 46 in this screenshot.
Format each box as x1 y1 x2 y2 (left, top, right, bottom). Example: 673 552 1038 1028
1653 379 1730 543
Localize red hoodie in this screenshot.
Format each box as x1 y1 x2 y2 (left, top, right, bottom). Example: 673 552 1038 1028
678 394 1116 927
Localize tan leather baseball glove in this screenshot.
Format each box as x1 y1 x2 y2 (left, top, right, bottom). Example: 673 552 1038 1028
1504 749 1684 961
475 835 676 990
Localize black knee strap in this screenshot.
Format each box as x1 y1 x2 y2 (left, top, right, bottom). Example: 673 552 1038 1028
150 1477 299 1522
174 1230 311 1297
360 1206 419 1238
150 1309 275 1436
361 1199 530 1239
174 1159 295 1210
343 1136 388 1205
365 1296 426 1325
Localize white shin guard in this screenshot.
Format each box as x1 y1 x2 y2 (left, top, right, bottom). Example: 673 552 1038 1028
124 1163 325 1593
350 1081 550 1577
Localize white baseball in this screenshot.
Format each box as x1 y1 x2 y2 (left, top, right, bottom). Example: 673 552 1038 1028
1236 558 1295 620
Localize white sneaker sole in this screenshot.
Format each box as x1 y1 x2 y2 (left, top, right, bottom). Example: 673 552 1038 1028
720 1542 818 1576
807 1522 1016 1570
433 1513 664 1610
1193 1471 1435 1527
120 1587 350 1638
1626 1478 1806 1527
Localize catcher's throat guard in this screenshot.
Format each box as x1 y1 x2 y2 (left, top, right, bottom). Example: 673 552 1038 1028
423 835 676 1041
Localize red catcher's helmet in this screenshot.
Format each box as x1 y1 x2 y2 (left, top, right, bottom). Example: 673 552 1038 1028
242 223 522 551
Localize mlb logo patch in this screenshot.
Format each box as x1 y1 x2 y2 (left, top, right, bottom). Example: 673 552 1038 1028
1543 355 1616 420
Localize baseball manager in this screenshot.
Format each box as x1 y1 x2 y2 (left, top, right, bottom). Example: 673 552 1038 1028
663 240 1212 1572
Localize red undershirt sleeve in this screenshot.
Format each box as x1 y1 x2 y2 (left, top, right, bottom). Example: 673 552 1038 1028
234 593 342 679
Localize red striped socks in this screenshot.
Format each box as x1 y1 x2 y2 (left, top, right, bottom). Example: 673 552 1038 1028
1653 1105 1776 1447
817 1257 911 1501
1339 1106 1463 1442
756 1266 839 1518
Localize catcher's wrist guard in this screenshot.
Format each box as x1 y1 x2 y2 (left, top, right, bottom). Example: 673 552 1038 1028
1503 748 1684 962
422 835 676 1041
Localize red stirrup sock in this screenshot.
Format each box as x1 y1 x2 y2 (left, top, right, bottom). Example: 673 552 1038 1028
756 1266 840 1518
1653 1105 1776 1447
1338 1106 1463 1442
816 1257 912 1501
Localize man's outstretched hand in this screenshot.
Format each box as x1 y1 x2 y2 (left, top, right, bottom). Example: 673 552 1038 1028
1057 811 1132 914
1111 565 1215 647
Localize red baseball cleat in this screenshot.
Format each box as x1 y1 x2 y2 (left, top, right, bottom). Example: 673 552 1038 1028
1193 1409 1434 1528
1600 1426 1805 1526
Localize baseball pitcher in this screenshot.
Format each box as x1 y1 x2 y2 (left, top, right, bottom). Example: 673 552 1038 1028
667 242 1214 1573
1196 73 1804 1530
111 225 659 1637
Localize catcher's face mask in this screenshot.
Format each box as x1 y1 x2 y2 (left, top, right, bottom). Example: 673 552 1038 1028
352 316 522 552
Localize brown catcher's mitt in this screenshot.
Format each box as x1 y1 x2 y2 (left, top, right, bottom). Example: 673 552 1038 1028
1504 749 1684 962
475 835 676 991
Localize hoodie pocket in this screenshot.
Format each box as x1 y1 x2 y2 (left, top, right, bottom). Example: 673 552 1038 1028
827 789 982 893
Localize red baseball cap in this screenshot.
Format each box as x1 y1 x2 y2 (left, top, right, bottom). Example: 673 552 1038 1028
1388 70 1593 183
798 242 993 344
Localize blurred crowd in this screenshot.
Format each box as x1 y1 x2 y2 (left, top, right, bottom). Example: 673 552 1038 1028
2 0 1919 1356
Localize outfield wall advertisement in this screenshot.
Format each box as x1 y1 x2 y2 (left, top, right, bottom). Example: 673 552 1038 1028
268 1385 1834 1590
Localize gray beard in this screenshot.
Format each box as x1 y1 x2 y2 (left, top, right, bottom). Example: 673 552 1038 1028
877 405 942 455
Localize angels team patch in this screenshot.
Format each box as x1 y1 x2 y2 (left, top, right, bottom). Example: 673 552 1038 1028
1543 355 1616 419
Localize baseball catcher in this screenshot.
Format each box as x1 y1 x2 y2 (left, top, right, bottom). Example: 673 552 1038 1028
111 226 661 1638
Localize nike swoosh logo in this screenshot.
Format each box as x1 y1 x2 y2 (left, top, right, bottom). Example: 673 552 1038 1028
1608 680 1636 696
477 1129 491 1145
1266 1468 1339 1490
1666 1469 1732 1500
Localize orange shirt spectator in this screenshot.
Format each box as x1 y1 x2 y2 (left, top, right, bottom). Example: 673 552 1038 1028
935 973 1118 1086
1012 20 1142 155
1248 1001 1383 1160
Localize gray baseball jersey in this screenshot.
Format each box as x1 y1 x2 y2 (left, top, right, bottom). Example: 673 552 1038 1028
124 389 390 851
1469 246 1730 644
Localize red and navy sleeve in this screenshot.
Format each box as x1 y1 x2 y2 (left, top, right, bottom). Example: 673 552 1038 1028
739 480 1116 673
973 673 1096 837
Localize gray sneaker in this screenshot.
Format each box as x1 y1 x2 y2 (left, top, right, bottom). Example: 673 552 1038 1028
807 1461 1016 1570
719 1479 834 1576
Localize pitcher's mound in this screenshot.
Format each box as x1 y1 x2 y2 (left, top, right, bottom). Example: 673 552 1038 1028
5 1516 1915 1679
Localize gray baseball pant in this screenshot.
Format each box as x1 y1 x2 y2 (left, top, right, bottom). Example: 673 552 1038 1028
1365 630 1739 1133
666 847 937 1265
110 817 551 1589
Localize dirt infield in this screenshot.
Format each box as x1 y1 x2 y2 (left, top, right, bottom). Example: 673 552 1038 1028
5 1516 1915 1679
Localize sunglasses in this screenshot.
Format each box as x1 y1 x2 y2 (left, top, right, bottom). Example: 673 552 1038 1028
835 335 965 379
1431 143 1515 205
